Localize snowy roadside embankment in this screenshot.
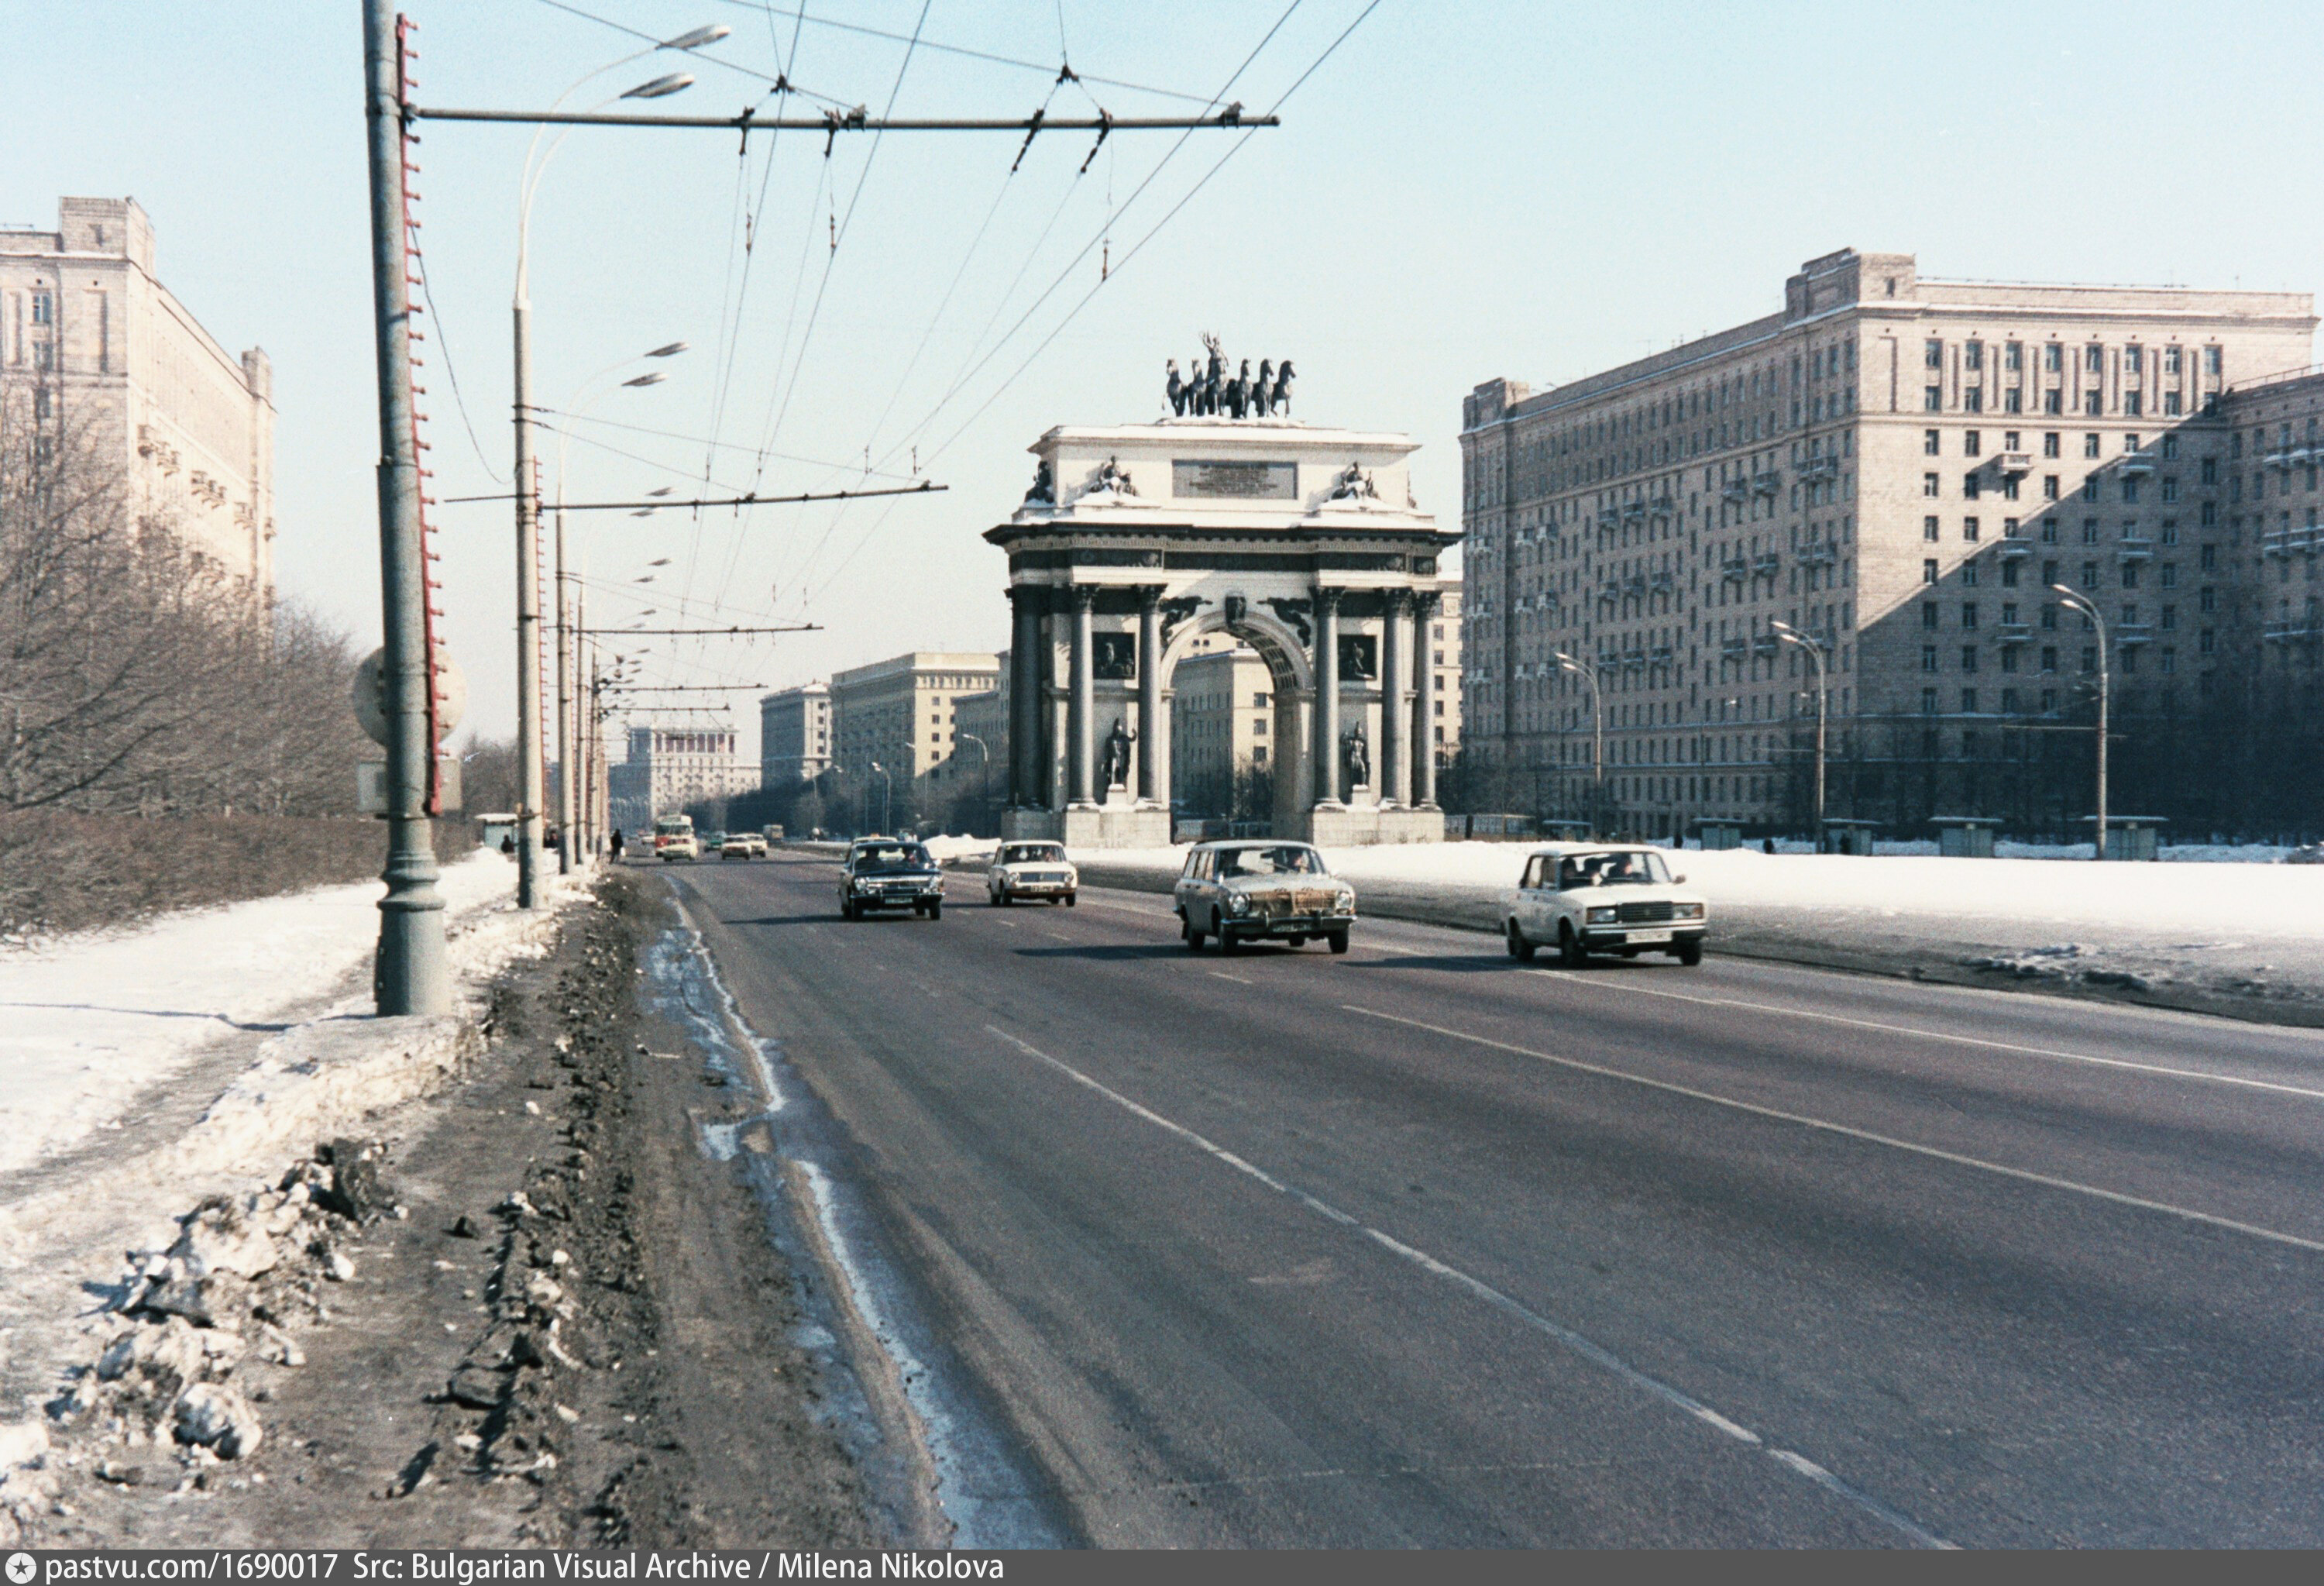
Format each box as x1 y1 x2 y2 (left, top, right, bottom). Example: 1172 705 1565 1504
0 851 518 1179
934 837 2324 1024
0 852 584 1496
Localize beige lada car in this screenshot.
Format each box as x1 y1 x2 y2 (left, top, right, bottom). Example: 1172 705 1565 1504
1174 839 1356 955
1503 844 1707 967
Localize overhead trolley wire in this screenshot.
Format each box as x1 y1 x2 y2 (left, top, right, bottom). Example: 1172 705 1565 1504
809 0 1382 602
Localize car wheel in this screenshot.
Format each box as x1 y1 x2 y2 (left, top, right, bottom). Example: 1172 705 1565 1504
1185 924 1205 952
1064 894 1077 907
840 898 855 920
1675 938 1703 967
1326 929 1349 955
1507 920 1536 962
928 902 942 923
1287 934 1308 948
1559 922 1589 968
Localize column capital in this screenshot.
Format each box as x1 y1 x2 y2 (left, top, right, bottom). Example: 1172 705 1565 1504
1387 587 1415 614
1136 583 1165 611
1314 584 1344 611
1067 584 1098 612
1414 588 1443 619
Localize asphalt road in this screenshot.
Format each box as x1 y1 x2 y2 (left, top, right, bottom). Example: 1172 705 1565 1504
659 851 2324 1547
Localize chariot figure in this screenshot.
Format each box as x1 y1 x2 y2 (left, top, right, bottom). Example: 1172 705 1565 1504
1255 360 1274 418
1166 359 1188 418
1267 359 1294 417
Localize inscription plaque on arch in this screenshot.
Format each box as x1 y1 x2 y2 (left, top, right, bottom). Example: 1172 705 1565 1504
1174 459 1296 499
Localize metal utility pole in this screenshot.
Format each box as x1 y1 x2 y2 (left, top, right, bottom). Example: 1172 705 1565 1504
870 761 892 834
1770 621 1828 847
1553 650 1604 836
2051 583 2110 860
512 308 543 905
555 501 572 875
363 0 449 1014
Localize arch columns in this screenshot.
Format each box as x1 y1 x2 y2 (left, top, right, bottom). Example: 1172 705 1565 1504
1067 586 1098 809
1382 588 1412 808
1414 590 1441 809
1136 585 1164 807
1312 587 1343 808
1008 586 1044 807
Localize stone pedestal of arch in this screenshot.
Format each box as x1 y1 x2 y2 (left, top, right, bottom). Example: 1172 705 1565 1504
988 418 1458 848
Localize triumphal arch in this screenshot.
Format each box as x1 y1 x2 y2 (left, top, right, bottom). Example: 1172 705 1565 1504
989 370 1458 848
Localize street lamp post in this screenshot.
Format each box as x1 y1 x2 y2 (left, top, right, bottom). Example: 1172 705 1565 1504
957 734 991 836
1769 621 1828 848
868 762 892 834
2051 583 2110 861
550 342 685 876
511 28 718 907
1552 650 1604 836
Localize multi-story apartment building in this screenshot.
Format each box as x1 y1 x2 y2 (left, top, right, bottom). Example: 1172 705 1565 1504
758 682 833 785
0 197 275 597
1461 248 2316 835
607 725 758 834
1171 634 1278 819
951 655 1009 792
829 652 1000 783
1425 587 1463 768
2224 368 2324 665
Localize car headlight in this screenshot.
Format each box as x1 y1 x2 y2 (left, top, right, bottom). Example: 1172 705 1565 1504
1228 893 1253 914
1335 890 1356 912
1673 902 1705 920
1586 905 1618 924
854 877 878 892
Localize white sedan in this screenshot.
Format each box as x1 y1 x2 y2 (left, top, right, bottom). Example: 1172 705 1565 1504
988 841 1078 907
1503 844 1707 967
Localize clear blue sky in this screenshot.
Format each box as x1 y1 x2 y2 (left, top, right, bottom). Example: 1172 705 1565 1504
9 1 2322 752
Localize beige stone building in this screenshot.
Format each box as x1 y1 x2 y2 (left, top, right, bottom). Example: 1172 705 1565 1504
0 197 275 597
1170 633 1279 818
608 725 758 833
1461 248 2316 834
829 651 1001 783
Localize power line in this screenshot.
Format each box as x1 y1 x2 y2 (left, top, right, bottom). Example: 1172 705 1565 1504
811 0 1382 600
438 481 944 509
535 407 919 480
708 0 1225 107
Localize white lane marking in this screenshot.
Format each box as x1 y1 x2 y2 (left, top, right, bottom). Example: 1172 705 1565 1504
1346 1006 2324 1257
980 1022 1951 1549
1543 977 2324 1104
1210 972 1253 985
1044 931 1073 942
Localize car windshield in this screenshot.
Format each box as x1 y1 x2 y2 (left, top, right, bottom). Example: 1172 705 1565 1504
1216 845 1325 879
855 843 931 873
1558 850 1672 889
1002 844 1065 865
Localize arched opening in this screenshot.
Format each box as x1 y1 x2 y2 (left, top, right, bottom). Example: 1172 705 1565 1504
1157 607 1313 834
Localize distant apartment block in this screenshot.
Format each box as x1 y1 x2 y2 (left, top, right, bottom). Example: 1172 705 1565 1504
608 724 758 833
1461 247 2317 832
829 652 1001 784
759 681 833 785
0 197 276 597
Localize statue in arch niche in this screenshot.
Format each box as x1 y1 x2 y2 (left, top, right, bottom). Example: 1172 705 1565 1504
1102 720 1138 789
1342 724 1370 789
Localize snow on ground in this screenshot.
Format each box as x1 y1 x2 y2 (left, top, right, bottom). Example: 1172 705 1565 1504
0 852 584 1433
0 851 517 1179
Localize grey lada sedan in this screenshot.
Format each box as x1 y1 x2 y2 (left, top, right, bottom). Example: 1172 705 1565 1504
1173 839 1356 955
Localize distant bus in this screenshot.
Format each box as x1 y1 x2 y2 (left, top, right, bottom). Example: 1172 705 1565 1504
763 824 786 845
653 814 700 862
